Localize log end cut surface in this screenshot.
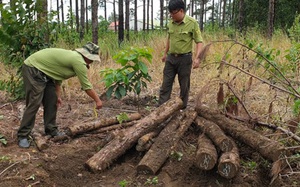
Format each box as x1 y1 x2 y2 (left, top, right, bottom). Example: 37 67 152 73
194 153 217 170
218 161 239 179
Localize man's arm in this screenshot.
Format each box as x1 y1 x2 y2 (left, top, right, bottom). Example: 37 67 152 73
55 84 62 107
193 42 203 69
85 89 103 109
162 36 170 62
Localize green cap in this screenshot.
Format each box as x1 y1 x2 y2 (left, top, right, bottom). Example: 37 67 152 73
75 42 101 62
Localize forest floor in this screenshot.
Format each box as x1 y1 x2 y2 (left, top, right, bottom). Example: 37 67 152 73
0 90 299 187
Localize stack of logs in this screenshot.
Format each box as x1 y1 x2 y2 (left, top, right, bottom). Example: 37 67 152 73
32 97 289 179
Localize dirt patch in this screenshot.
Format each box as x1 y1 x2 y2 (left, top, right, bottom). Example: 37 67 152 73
0 93 299 187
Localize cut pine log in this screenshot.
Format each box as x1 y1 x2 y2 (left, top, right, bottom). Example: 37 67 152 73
137 110 197 174
195 117 234 152
66 113 141 136
85 97 183 172
136 141 153 152
194 133 218 170
94 121 137 133
32 131 49 151
217 141 240 179
195 105 289 162
138 131 160 147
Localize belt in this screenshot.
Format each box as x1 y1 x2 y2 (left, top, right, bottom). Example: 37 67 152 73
169 52 192 57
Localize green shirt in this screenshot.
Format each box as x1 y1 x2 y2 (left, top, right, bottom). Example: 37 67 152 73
24 48 93 90
168 15 203 54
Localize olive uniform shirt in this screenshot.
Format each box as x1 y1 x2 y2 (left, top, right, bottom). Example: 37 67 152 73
168 15 203 54
24 48 93 90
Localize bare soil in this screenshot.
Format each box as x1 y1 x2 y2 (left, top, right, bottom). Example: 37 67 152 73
0 92 299 187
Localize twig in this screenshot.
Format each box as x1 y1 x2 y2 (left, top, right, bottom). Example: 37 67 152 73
225 82 252 118
0 103 10 109
0 161 22 177
221 60 300 98
102 107 138 113
232 40 299 95
226 113 300 143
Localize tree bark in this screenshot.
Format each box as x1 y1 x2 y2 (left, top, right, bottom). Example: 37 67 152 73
137 110 197 174
91 0 98 44
85 97 183 172
118 0 124 45
66 113 141 136
195 117 234 152
195 105 289 162
267 0 275 39
32 131 49 151
218 142 240 179
194 133 218 170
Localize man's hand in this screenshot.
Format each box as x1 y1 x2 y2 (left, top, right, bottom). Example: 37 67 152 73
57 97 62 107
95 100 103 109
193 58 201 69
161 54 167 62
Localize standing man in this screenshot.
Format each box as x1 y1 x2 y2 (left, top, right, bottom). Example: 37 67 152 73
18 42 103 148
159 0 203 109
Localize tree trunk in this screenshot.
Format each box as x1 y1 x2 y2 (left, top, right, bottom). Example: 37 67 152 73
91 0 98 44
194 133 218 170
36 0 49 42
56 0 60 30
160 0 164 29
70 0 73 29
199 0 204 31
195 105 289 162
85 97 183 172
75 0 79 32
125 0 130 40
212 0 215 28
151 0 153 30
118 0 124 45
147 0 150 31
222 0 227 28
143 0 146 31
66 113 142 136
61 0 64 25
218 141 240 179
80 0 85 40
104 0 107 20
195 117 234 152
113 0 117 32
85 0 88 34
137 110 197 174
238 0 244 34
267 0 275 39
134 0 138 32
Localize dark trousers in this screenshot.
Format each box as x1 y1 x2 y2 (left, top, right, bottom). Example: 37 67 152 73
17 64 58 139
159 54 192 108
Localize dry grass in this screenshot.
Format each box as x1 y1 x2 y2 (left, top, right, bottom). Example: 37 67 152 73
0 31 298 134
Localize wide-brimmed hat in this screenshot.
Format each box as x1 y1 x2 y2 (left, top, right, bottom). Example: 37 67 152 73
75 42 101 62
